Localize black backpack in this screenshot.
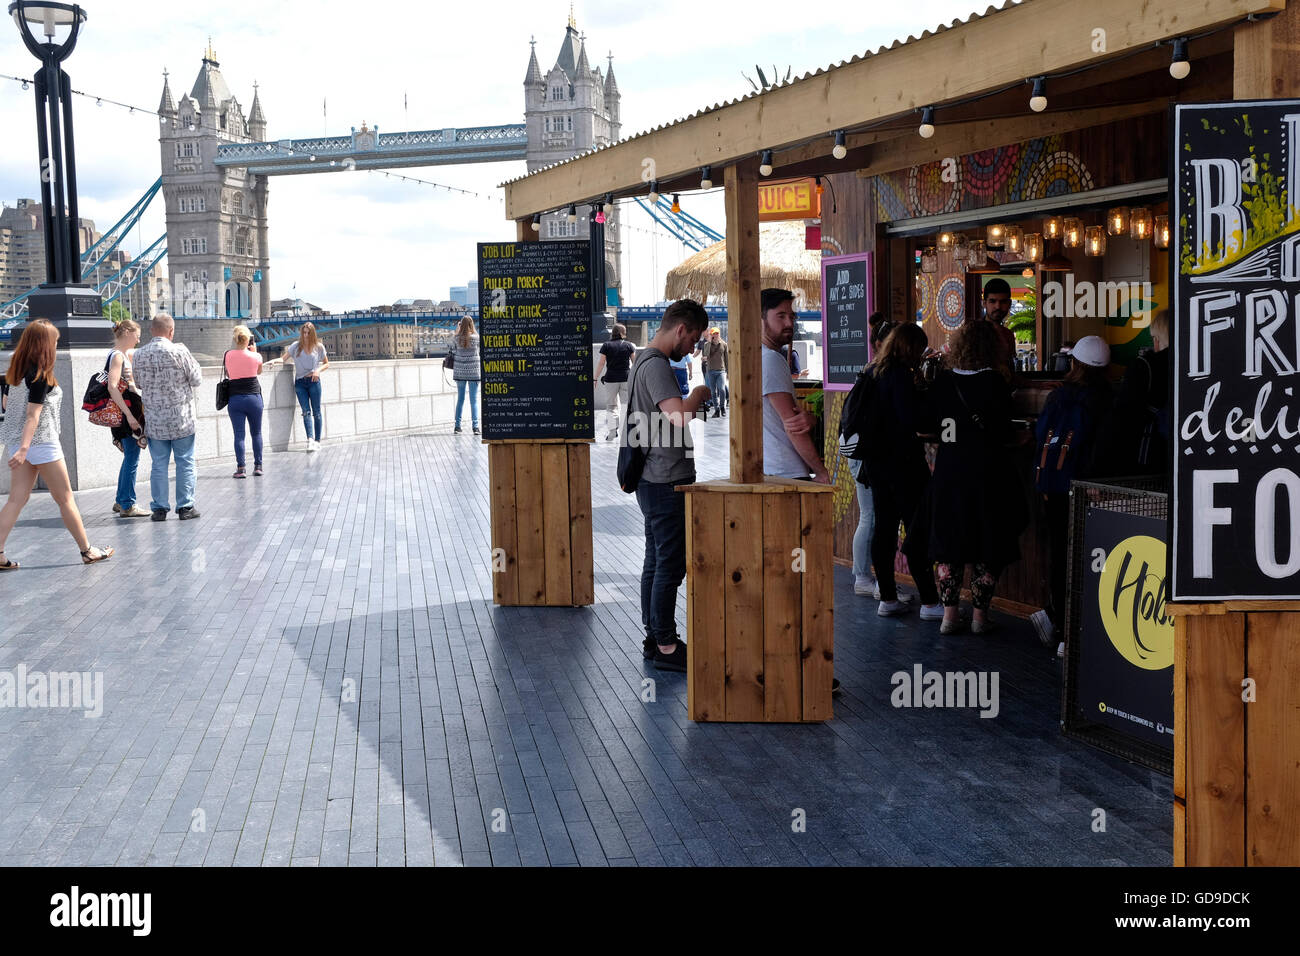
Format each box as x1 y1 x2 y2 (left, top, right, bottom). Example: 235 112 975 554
838 367 879 461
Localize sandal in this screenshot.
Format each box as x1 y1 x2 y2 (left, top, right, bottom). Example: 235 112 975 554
0 552 18 571
80 546 114 565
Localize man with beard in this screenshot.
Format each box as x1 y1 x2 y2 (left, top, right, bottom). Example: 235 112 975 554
761 288 830 483
624 299 712 671
979 277 1017 374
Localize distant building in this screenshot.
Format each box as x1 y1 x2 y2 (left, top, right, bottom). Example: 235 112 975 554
269 297 324 316
393 298 435 311
314 322 419 361
448 281 479 308
0 199 99 303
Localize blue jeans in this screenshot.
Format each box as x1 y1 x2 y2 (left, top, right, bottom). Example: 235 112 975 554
294 377 323 440
227 392 264 468
705 369 727 411
848 458 875 580
115 439 141 511
455 379 479 428
635 480 687 644
149 433 196 512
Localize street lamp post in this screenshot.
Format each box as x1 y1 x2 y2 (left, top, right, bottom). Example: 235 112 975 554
9 1 105 347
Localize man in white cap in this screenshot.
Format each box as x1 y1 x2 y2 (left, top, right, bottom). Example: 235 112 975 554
1030 334 1114 658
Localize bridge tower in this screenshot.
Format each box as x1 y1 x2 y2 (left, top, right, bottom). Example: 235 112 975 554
524 15 621 300
157 42 271 360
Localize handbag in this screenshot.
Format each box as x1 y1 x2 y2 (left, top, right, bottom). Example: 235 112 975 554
216 350 232 411
83 352 126 427
617 352 664 494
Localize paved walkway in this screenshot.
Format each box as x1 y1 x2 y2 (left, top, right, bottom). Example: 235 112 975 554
0 415 1171 866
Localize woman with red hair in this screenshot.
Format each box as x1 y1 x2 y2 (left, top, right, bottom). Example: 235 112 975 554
0 319 114 568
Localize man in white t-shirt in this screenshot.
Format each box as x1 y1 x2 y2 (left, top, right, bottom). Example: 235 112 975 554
760 289 829 483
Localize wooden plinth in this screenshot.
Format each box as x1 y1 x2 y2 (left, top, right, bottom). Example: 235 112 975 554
1170 603 1300 866
680 478 835 722
488 440 594 607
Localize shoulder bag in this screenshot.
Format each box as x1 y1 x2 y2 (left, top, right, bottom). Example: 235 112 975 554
216 350 232 411
616 352 666 494
84 352 127 427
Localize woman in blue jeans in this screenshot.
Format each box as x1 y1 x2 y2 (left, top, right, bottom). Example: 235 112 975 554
105 319 151 518
284 322 329 451
224 327 281 477
451 315 481 434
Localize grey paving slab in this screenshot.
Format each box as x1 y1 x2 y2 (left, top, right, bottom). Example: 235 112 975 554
0 421 1172 866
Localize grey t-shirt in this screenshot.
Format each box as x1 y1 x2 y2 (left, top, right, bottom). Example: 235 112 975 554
287 342 328 379
762 345 809 478
625 347 695 485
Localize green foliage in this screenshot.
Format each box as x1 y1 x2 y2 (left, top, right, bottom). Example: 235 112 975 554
102 301 132 325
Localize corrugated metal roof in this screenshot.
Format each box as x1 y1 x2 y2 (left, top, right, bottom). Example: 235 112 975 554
501 1 1026 187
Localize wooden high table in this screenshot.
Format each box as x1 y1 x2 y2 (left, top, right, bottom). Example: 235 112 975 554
676 160 835 722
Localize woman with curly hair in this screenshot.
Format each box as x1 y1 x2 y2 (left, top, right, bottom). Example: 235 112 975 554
923 320 1026 634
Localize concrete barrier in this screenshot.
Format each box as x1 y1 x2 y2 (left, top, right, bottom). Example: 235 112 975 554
0 352 460 493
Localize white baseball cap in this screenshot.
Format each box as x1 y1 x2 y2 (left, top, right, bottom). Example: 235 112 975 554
1071 335 1110 367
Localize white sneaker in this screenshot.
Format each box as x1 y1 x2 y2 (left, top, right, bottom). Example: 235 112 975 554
877 600 910 617
918 603 945 621
853 575 877 596
307 440 318 453
1030 609 1055 647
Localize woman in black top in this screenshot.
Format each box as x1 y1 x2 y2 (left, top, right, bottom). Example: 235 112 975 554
925 320 1027 634
863 323 943 618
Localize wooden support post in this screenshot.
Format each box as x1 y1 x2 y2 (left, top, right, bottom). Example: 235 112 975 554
724 159 763 483
1233 5 1300 98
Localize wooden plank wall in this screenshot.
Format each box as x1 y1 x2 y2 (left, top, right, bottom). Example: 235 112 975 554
488 442 594 607
1177 608 1300 867
686 487 833 722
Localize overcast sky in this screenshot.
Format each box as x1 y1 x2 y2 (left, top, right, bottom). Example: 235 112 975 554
0 0 1000 312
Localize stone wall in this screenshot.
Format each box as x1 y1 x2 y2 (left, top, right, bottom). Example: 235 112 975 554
0 353 459 493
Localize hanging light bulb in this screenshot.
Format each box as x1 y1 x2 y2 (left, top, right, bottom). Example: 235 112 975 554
968 239 986 263
1023 233 1043 262
22 79 29 91
759 150 773 176
1130 207 1153 240
815 176 824 197
937 231 954 250
648 180 660 203
918 107 935 139
921 246 938 274
1084 226 1107 257
986 223 1006 248
1043 216 1062 240
1004 225 1022 254
1029 77 1048 113
602 193 614 215
1106 206 1130 236
1170 38 1191 80
952 234 970 262
567 203 577 223
1062 217 1083 248
531 213 541 232
671 194 681 214
700 166 712 189
1154 214 1170 249
832 130 847 160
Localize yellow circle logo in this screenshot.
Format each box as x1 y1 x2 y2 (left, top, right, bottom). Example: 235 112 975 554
1099 702 1107 713
1097 534 1174 670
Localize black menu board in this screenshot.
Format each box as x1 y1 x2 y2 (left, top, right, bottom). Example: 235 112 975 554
477 240 594 441
820 252 873 390
1171 101 1300 599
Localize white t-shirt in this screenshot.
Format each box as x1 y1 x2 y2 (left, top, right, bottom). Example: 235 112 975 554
762 346 808 478
287 342 328 379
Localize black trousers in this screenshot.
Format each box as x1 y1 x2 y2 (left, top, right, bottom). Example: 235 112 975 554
1044 493 1070 633
871 478 939 604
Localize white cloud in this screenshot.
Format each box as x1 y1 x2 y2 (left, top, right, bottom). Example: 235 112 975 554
0 0 1000 311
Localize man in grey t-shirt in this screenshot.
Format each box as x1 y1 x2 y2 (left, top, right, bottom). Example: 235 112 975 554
760 289 829 483
624 299 711 672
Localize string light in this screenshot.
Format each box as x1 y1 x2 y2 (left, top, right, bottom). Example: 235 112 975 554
832 130 847 159
648 179 660 203
670 194 680 214
918 106 935 139
1170 38 1191 79
531 213 541 232
759 149 773 176
699 166 712 189
1028 77 1048 112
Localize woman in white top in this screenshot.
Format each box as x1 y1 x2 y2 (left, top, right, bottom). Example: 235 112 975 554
107 319 151 518
0 319 114 568
284 322 329 451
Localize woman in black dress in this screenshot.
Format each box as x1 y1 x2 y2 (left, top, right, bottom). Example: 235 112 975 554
925 321 1027 634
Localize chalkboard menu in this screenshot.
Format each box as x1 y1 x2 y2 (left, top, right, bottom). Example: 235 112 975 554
820 252 873 390
477 240 594 441
1172 101 1300 600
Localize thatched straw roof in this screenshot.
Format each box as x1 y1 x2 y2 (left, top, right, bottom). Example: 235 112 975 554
664 220 821 309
